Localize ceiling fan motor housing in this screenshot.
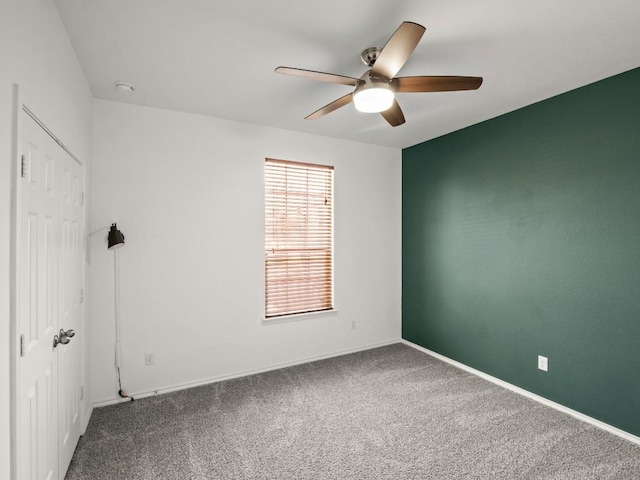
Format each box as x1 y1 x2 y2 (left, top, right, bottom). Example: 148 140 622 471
356 70 395 90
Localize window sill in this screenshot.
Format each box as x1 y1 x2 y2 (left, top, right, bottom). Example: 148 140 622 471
262 309 339 325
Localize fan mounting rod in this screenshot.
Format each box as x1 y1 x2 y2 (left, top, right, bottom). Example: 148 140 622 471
360 47 382 67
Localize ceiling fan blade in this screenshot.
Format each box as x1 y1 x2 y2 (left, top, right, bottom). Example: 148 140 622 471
394 76 483 92
371 21 426 80
305 93 353 120
275 67 362 86
380 99 405 127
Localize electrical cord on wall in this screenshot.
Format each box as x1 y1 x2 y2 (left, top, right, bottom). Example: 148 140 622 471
114 249 134 401
117 367 130 400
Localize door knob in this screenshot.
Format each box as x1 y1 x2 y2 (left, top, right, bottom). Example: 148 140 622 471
53 333 66 348
53 328 75 348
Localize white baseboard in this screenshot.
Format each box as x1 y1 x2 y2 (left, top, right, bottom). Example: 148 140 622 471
402 339 640 447
93 339 401 408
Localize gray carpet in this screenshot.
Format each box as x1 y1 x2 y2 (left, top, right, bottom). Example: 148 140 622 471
66 343 640 479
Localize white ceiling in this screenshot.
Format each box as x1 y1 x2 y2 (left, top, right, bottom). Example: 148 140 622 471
54 0 640 149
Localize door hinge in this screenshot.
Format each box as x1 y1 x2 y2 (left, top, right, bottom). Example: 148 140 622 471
80 385 84 401
79 288 84 304
20 334 25 357
80 191 85 206
20 155 27 178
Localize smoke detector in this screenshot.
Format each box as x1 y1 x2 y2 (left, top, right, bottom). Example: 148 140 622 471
114 82 135 94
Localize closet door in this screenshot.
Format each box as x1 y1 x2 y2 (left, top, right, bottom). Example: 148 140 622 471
17 110 84 480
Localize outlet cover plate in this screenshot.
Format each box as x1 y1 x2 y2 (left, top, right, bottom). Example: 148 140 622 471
145 352 155 366
538 355 548 372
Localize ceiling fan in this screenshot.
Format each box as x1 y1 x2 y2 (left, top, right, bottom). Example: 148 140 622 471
275 21 483 127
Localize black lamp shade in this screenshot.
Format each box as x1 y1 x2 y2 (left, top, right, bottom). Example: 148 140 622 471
107 224 125 250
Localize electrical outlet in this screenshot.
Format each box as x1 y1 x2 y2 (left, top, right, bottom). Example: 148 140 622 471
538 355 548 372
145 352 155 366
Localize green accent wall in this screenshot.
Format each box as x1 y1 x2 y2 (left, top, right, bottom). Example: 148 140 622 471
402 67 640 436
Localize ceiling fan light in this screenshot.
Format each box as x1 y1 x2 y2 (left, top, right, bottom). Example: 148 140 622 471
353 87 395 113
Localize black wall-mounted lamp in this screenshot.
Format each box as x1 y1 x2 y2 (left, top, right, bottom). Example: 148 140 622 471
107 223 125 250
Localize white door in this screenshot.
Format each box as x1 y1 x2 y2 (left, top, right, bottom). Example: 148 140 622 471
17 110 84 480
56 130 83 477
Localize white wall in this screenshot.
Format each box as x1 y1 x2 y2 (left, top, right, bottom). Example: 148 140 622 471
90 99 401 404
0 0 93 476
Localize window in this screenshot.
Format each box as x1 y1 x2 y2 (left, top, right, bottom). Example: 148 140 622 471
265 158 334 318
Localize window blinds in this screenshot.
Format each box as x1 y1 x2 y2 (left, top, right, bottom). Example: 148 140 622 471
265 159 334 318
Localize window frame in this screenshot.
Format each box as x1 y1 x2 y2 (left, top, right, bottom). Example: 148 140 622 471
264 158 335 320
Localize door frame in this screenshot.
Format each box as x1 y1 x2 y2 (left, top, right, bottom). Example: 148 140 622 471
9 83 87 480
9 82 21 480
